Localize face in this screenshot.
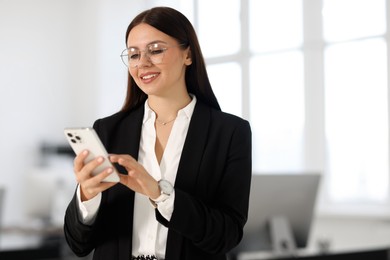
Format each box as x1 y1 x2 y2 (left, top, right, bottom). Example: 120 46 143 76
126 23 192 97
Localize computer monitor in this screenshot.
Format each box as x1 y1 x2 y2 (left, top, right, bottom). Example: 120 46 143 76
23 167 75 226
231 173 321 258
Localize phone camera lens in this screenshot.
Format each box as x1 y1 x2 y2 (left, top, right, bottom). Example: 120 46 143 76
67 133 73 137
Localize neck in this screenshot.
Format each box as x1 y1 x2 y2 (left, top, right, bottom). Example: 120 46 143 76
148 94 192 122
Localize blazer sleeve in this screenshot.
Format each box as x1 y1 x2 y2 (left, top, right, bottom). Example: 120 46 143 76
63 191 98 257
64 110 141 259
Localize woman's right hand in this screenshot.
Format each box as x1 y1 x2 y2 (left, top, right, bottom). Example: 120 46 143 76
74 150 117 202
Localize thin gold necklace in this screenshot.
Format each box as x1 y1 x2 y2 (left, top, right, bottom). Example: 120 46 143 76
156 117 176 126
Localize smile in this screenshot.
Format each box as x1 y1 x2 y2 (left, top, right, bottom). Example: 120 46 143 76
141 73 158 80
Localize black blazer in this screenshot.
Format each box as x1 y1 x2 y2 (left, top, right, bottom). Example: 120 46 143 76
64 100 252 260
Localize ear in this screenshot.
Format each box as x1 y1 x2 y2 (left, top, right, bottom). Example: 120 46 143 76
184 48 192 66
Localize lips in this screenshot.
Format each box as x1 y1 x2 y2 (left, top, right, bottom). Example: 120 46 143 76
140 72 160 81
141 74 158 80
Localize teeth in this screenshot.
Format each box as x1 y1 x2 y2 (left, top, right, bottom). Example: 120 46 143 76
142 74 157 80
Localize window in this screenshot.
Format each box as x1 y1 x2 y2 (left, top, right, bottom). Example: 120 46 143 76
207 62 242 115
198 0 241 58
186 0 389 215
249 0 304 172
250 51 304 171
323 0 389 206
250 0 303 52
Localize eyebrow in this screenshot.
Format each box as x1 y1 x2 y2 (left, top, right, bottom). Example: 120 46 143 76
127 40 169 49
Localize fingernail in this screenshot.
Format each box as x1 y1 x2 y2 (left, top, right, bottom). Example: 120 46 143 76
97 157 104 163
107 168 113 173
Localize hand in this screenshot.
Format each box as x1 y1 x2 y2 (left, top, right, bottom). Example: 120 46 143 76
109 154 160 199
74 150 117 201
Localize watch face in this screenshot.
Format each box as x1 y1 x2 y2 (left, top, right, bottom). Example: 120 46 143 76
159 180 174 195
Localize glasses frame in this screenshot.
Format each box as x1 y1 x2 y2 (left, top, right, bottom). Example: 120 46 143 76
120 43 186 68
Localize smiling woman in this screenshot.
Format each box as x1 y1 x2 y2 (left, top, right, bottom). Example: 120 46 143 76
63 6 252 260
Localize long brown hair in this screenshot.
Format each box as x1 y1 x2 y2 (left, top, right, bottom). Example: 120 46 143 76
121 6 221 112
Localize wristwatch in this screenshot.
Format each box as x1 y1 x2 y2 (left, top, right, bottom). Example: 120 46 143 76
152 179 174 204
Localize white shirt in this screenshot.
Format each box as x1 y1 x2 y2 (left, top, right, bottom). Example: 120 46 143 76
76 95 196 259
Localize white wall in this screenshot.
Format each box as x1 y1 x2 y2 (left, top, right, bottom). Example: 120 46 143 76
0 0 150 226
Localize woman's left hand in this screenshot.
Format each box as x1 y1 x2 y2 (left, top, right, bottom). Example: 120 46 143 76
109 154 160 199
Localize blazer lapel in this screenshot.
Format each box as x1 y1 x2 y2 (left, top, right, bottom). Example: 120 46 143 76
165 102 211 260
110 105 144 159
175 101 210 194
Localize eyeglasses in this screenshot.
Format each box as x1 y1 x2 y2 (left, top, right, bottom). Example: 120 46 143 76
120 43 185 68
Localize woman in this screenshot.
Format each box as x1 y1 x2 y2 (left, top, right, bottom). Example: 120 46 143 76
64 6 252 260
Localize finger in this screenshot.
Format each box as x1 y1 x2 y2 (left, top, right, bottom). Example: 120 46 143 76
110 155 138 171
118 172 144 194
109 154 136 164
76 156 105 183
88 172 118 193
80 168 117 200
80 181 115 201
74 150 89 172
110 154 156 196
119 174 133 186
94 167 117 183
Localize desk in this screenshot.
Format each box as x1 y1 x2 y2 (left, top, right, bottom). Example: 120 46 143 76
0 226 62 259
237 247 390 260
0 226 92 260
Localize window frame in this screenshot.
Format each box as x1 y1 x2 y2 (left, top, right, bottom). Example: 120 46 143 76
189 0 390 217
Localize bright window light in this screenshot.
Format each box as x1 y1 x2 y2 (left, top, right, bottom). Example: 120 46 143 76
250 0 303 53
325 39 389 202
250 51 305 172
207 62 242 116
197 0 240 58
322 0 386 42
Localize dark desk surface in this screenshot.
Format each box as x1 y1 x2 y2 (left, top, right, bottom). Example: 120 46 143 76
237 247 390 260
0 226 64 260
0 226 62 249
0 226 93 260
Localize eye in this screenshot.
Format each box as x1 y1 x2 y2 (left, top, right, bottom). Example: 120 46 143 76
129 53 140 60
149 48 165 55
148 44 166 55
126 48 140 60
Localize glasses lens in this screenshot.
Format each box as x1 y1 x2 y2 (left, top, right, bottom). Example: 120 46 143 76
147 44 166 64
128 48 141 67
120 49 130 67
121 48 142 68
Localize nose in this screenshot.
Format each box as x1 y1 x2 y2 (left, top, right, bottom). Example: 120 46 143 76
137 51 152 68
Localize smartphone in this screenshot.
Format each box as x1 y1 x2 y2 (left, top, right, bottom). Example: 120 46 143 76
64 127 120 183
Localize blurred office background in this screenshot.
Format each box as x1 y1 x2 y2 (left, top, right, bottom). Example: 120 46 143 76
1 0 390 259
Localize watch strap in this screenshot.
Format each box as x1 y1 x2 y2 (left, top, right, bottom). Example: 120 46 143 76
152 193 170 203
